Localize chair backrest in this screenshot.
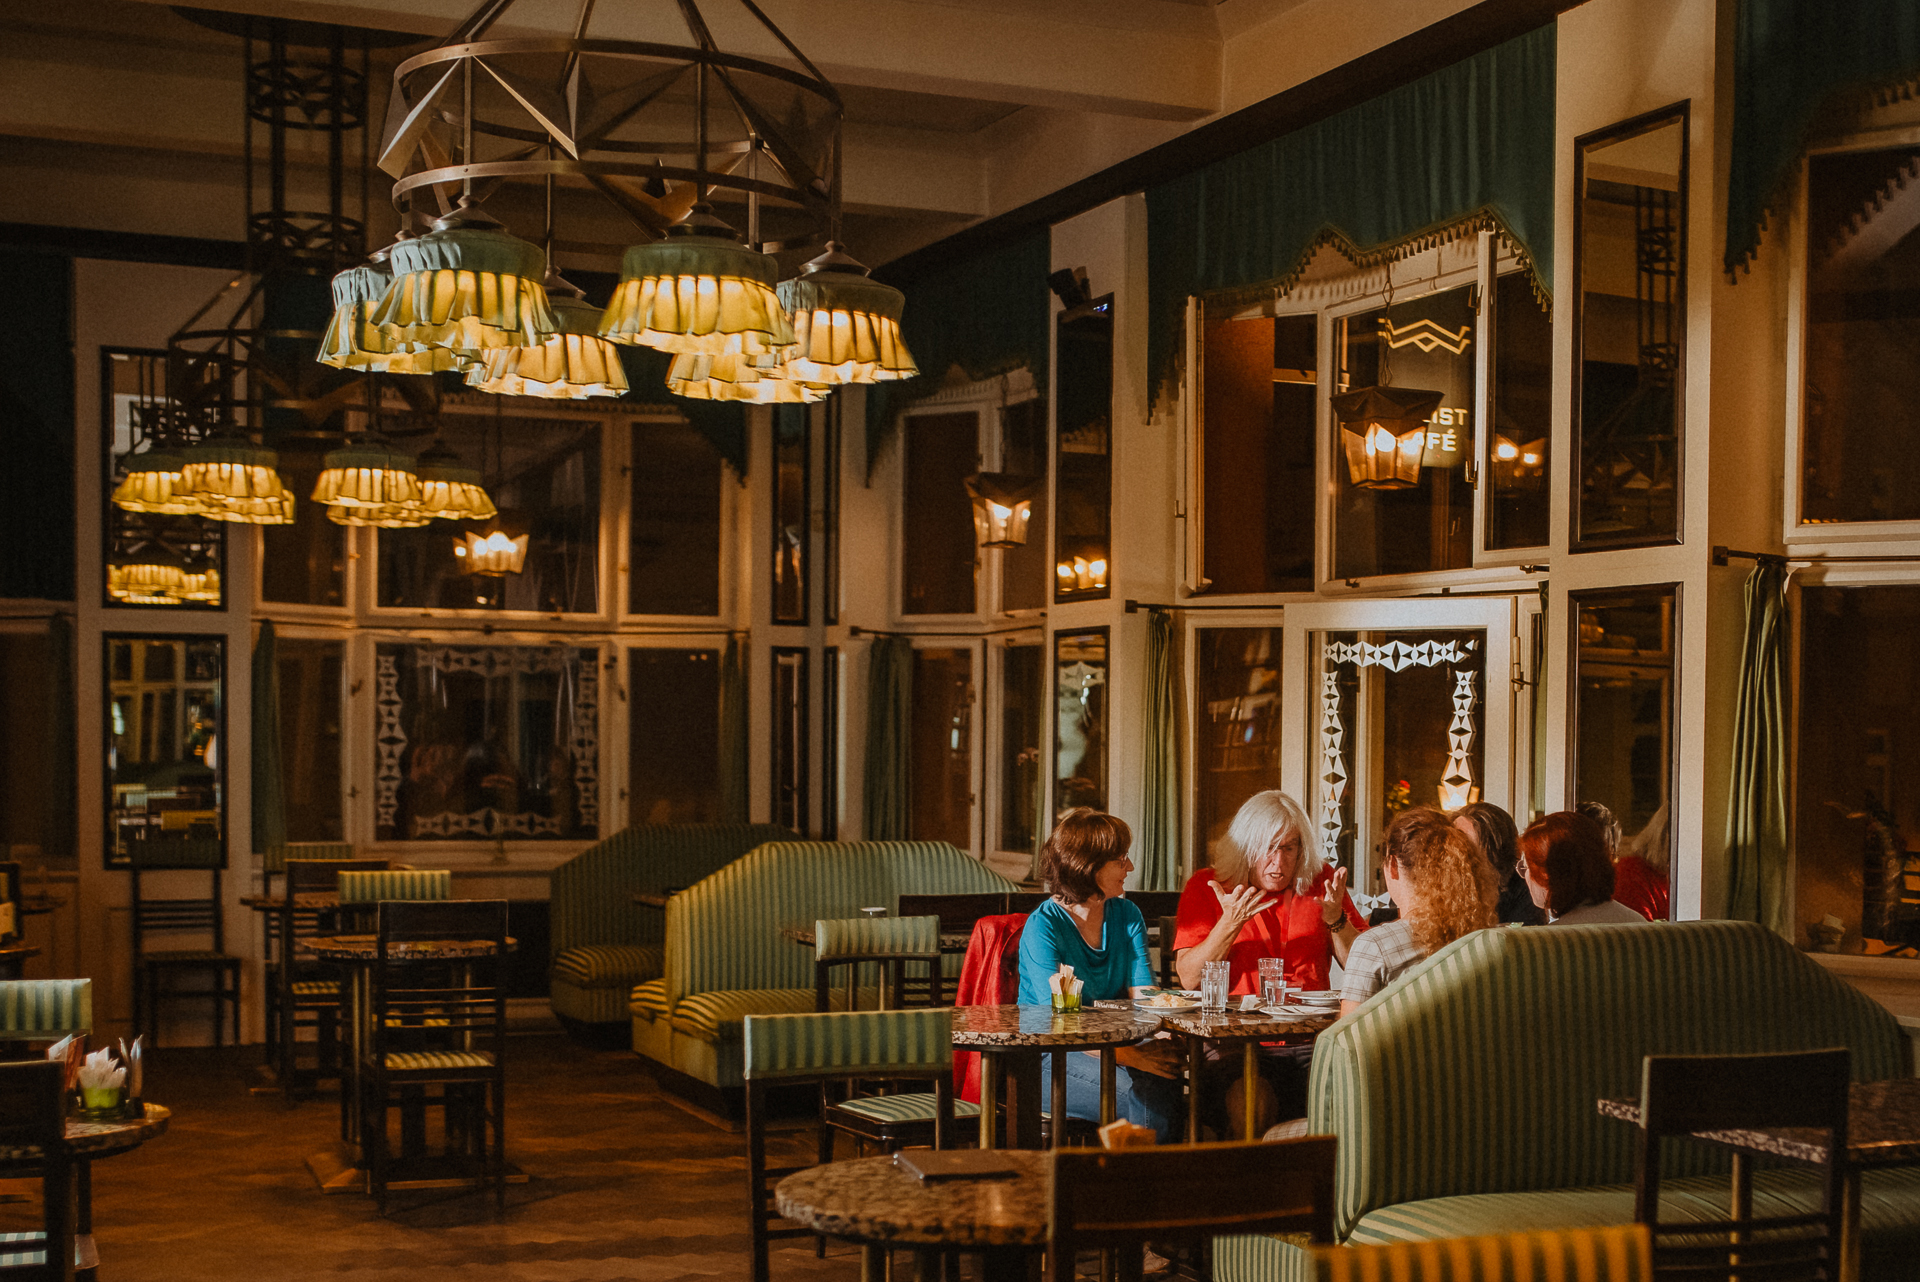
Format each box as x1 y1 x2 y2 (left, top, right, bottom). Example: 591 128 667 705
376 898 509 948
338 869 450 903
548 823 797 959
287 857 388 895
127 836 224 870
898 892 1011 935
0 1059 76 1281
370 900 509 1060
742 1007 953 1082
0 980 90 1041
1126 890 1183 922
1305 920 1903 1241
263 842 355 876
1301 1224 1654 1282
1635 1048 1849 1281
1049 1137 1337 1280
664 841 1018 1003
814 916 944 1012
129 848 224 950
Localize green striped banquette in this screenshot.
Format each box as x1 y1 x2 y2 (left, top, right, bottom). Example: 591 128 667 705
629 840 1017 1097
547 824 795 1030
1218 920 1920 1282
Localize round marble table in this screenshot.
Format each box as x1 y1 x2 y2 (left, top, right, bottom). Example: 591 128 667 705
300 934 514 962
0 1104 170 1273
775 1151 1046 1281
949 1005 1164 1150
1154 1007 1337 1141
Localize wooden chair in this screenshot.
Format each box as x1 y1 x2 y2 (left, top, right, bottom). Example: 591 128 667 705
270 857 388 1103
1050 1136 1336 1282
1633 1047 1850 1282
0 1059 77 1281
128 836 240 1048
360 899 508 1216
1303 1224 1654 1281
743 1008 960 1282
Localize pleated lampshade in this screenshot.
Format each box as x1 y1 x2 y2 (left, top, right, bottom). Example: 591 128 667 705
110 549 187 601
176 435 295 524
466 286 628 399
368 200 558 360
111 448 206 516
665 350 828 403
773 245 918 386
412 441 498 521
326 502 433 529
599 225 794 358
176 562 222 604
311 436 421 511
318 248 474 376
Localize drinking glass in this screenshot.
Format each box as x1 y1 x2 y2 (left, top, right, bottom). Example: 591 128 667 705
1259 957 1288 1009
1201 960 1231 1012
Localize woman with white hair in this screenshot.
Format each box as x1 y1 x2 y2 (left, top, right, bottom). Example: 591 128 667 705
1173 790 1364 994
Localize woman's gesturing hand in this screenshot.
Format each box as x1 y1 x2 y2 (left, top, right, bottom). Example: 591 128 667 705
1211 880 1276 934
1320 865 1351 925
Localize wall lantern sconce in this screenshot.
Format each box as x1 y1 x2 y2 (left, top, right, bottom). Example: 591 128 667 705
456 529 529 576
965 472 1040 548
1333 385 1445 490
1055 556 1108 593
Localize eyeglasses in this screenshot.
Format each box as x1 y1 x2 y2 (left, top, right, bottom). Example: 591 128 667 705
1515 855 1530 879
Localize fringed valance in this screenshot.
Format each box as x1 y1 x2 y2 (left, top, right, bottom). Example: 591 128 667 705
1146 23 1556 401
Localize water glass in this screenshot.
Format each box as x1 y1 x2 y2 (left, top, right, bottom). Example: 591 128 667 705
1201 960 1231 1012
1259 957 1288 1009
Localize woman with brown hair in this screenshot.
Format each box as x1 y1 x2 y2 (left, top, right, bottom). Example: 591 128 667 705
1338 808 1500 1016
1518 810 1652 925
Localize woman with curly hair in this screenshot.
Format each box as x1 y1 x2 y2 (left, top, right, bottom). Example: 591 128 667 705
1339 807 1499 1016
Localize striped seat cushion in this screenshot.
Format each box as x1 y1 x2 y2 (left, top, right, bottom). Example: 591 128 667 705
671 987 887 1045
0 980 90 1036
289 980 340 998
552 944 664 990
1215 1223 1652 1282
629 979 670 1022
1339 1166 1920 1282
383 1050 494 1071
831 1093 981 1125
815 916 941 961
0 1231 93 1270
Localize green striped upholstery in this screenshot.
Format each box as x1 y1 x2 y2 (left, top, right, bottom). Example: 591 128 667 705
384 1050 494 1071
0 980 90 1036
554 983 635 1025
814 915 941 961
834 1093 982 1124
670 986 884 1042
262 842 355 875
551 944 665 989
742 1009 953 1080
336 870 450 902
664 841 1017 1004
1301 920 1902 1245
549 824 796 958
1279 1224 1652 1281
628 979 670 1022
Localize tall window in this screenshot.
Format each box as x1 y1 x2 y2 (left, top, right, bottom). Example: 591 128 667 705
1053 629 1108 821
772 409 809 625
911 647 973 849
629 420 722 616
1488 272 1553 551
998 643 1044 856
1195 627 1283 866
373 642 598 841
1200 314 1315 593
627 648 719 826
1055 301 1113 601
0 630 59 860
277 637 344 841
902 412 978 615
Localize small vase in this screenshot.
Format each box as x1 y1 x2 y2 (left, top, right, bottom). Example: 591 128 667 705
1051 992 1081 1013
79 1087 124 1121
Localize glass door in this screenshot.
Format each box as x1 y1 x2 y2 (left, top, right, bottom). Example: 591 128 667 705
1279 599 1517 905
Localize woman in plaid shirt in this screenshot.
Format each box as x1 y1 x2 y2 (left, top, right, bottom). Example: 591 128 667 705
1339 808 1501 1016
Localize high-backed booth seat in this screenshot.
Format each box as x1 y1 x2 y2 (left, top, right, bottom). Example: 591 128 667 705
1216 920 1920 1282
629 840 1018 1108
548 823 796 1034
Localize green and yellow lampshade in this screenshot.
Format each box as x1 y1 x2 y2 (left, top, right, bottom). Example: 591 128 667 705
325 502 432 529
466 287 628 399
311 436 421 511
176 435 295 524
319 249 475 375
599 227 794 357
665 349 828 403
176 561 221 603
368 201 557 360
108 549 187 602
412 441 497 521
773 246 918 386
111 448 206 516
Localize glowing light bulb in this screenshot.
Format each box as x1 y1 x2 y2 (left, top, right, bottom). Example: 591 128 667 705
1367 424 1398 454
1522 452 1540 466
1495 440 1520 461
1057 563 1075 581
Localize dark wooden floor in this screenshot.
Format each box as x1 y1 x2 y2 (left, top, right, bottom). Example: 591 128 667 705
73 1035 870 1281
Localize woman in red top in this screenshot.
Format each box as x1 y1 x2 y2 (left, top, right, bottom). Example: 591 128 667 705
1174 790 1366 995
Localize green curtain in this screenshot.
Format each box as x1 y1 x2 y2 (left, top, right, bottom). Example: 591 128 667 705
250 621 286 855
42 615 74 864
865 230 1052 473
1138 610 1182 891
718 635 750 824
1145 23 1556 400
1725 562 1790 935
1727 0 1920 275
862 636 914 840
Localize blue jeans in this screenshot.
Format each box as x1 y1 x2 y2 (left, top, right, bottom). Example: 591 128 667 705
1041 1051 1181 1143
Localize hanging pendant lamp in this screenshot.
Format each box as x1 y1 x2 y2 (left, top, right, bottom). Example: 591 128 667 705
772 244 918 387
411 441 498 521
368 199 558 361
108 547 188 603
311 434 421 515
319 239 474 375
600 211 793 358
176 434 295 524
467 273 628 399
665 350 829 403
325 502 433 529
111 447 207 516
1333 385 1443 490
176 560 222 604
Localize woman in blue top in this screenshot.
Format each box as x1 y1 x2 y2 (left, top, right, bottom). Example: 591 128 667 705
1018 808 1180 1140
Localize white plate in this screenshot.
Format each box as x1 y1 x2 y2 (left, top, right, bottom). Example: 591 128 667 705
1258 1004 1337 1018
1288 990 1341 1005
1138 995 1201 1012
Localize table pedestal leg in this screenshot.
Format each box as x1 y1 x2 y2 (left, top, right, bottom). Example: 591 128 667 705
861 1242 886 1282
1840 1167 1862 1282
1243 1043 1260 1141
1099 1051 1116 1126
979 1056 998 1150
1006 1057 1043 1151
1050 1054 1068 1150
1186 1037 1203 1143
